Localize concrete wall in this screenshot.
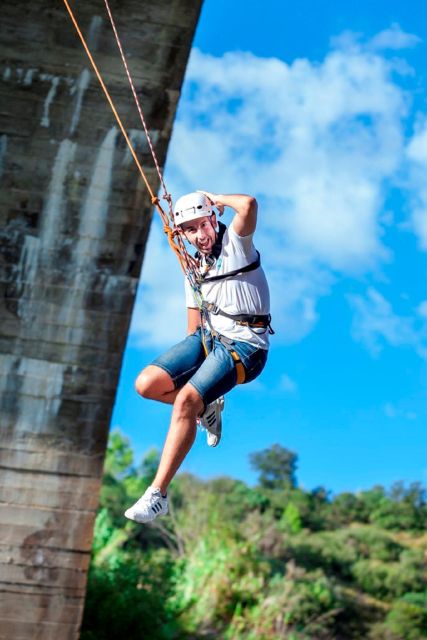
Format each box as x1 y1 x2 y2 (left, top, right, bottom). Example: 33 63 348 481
0 1 202 637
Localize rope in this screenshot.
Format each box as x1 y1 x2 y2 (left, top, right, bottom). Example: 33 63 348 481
102 0 171 209
62 0 193 271
63 0 210 354
63 0 156 202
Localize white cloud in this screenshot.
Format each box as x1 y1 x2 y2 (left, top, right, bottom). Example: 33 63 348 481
129 26 423 349
331 24 421 54
407 120 427 163
369 24 421 51
349 288 427 357
406 119 427 249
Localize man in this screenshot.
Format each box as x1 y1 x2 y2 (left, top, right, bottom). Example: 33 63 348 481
124 191 272 523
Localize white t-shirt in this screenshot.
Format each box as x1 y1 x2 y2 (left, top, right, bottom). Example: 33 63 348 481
185 224 271 349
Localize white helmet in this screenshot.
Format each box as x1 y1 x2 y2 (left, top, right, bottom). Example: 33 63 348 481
173 192 214 226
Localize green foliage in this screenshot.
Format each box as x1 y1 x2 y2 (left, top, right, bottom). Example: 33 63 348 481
283 530 358 580
250 443 298 489
370 593 427 639
137 446 161 482
173 526 268 632
352 548 427 599
227 566 343 640
81 548 178 640
369 482 427 530
82 434 427 640
92 508 116 556
103 429 134 478
329 491 370 526
281 501 303 534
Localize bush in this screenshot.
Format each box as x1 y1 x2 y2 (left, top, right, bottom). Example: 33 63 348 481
83 434 427 640
370 592 427 639
227 565 344 640
81 549 178 640
342 526 403 562
172 526 269 632
352 548 427 599
369 482 427 531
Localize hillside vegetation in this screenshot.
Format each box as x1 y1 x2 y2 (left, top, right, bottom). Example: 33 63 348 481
81 432 427 640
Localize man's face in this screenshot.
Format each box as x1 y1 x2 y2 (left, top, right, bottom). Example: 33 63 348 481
180 215 217 255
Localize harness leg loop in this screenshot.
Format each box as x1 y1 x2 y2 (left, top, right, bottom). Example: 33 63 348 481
230 350 246 385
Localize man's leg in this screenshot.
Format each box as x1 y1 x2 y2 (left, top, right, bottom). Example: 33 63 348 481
125 338 237 523
135 365 179 405
151 341 242 492
124 382 203 524
134 330 208 405
151 383 203 494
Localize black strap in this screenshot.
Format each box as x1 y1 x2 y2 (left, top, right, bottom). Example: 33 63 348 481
202 301 274 334
199 251 261 283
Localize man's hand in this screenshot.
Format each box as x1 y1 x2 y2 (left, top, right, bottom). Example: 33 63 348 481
198 191 257 236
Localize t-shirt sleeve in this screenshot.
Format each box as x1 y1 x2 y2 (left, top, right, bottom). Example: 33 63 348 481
227 222 258 261
185 277 198 308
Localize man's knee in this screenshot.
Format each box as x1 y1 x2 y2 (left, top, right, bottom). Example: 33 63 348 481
174 384 204 418
135 365 173 399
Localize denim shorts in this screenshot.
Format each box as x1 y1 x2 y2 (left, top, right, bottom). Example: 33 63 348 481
151 328 268 406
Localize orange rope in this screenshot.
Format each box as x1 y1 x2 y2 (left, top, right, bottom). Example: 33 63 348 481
63 1 211 358
63 0 156 202
62 0 200 276
102 0 170 204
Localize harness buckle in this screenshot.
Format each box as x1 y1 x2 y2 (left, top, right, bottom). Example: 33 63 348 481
209 302 220 315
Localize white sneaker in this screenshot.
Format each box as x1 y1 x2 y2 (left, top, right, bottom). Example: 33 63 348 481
199 396 224 447
124 486 168 523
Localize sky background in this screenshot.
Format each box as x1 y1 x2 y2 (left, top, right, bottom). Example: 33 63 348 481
112 0 427 494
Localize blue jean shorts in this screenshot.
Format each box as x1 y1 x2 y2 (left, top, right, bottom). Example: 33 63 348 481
151 328 268 406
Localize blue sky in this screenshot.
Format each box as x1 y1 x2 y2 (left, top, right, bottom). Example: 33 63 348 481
112 0 427 494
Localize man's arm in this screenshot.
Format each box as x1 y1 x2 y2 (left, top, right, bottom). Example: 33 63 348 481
187 307 201 334
198 191 258 237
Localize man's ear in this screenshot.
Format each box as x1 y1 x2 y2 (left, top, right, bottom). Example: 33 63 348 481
210 213 218 230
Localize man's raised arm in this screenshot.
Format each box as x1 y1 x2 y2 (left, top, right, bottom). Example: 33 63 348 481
198 191 258 237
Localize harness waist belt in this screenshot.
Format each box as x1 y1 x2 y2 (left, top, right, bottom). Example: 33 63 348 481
202 301 274 332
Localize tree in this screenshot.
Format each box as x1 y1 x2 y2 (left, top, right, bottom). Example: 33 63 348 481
250 443 298 489
103 429 134 478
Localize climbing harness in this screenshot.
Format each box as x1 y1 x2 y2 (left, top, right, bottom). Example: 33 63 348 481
199 251 261 283
201 302 274 333
195 224 274 335
212 333 246 385
63 0 272 379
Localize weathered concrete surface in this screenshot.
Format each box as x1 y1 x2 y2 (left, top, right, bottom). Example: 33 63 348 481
0 1 202 637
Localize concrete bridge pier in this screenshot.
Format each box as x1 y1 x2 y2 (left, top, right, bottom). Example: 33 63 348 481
0 1 202 637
